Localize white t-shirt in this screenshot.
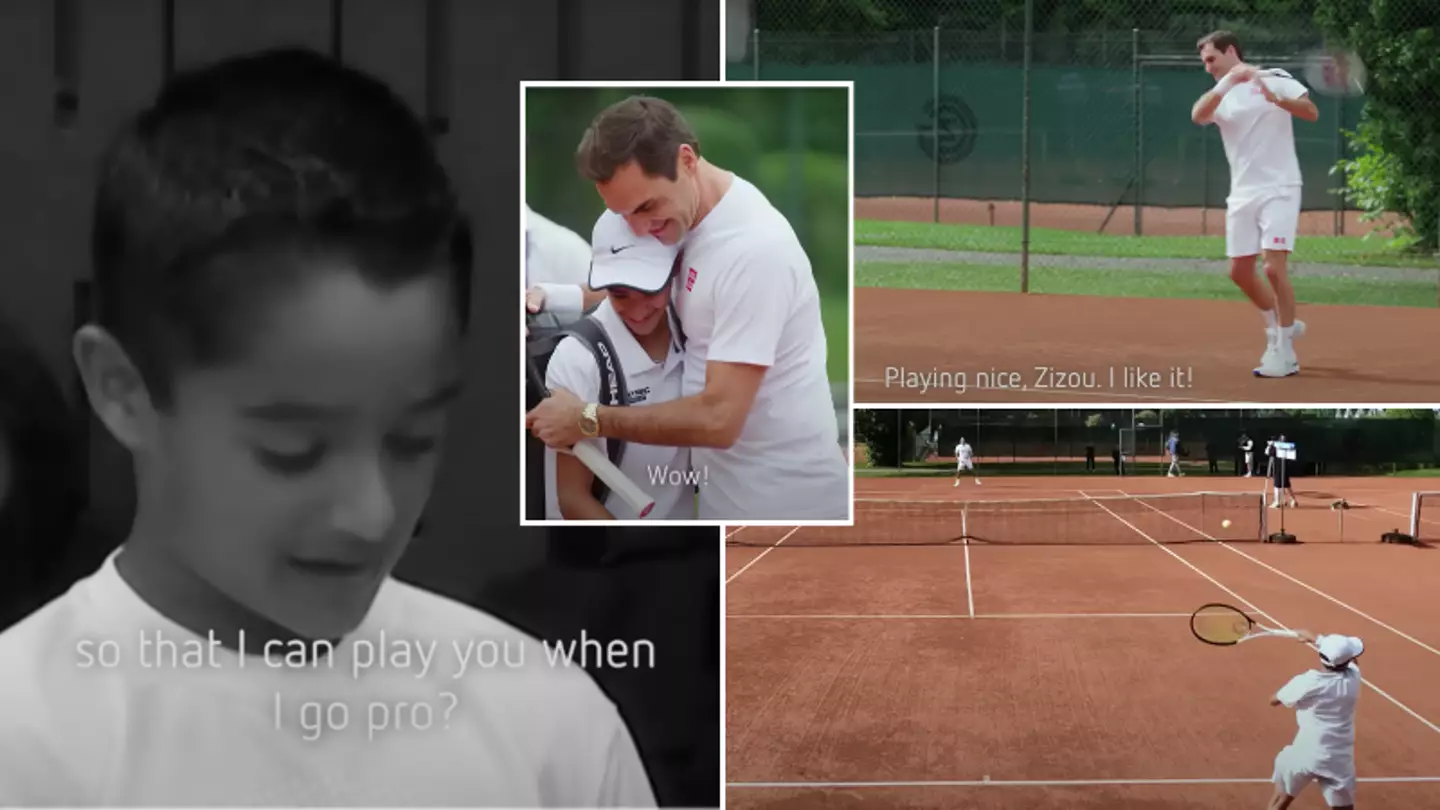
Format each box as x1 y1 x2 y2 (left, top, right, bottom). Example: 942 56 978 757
1275 663 1362 778
672 176 849 521
956 442 972 462
526 207 591 322
0 554 657 806
545 300 693 521
1213 69 1309 202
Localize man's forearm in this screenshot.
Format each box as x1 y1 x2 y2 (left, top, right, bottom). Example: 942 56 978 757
1274 96 1318 121
559 490 616 520
1192 74 1241 123
1192 90 1224 123
598 392 738 449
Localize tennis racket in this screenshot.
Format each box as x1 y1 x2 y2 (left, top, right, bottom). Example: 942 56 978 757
1301 47 1367 97
526 354 656 519
1191 603 1300 646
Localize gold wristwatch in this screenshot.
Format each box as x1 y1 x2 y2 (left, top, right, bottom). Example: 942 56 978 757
580 403 600 437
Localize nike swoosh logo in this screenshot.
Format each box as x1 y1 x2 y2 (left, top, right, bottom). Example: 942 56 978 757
610 246 634 254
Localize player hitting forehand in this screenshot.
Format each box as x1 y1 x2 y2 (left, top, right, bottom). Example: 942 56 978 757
954 437 980 487
1191 30 1319 378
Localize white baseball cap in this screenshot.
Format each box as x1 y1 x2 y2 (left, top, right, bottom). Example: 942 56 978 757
1317 634 1364 668
588 209 680 294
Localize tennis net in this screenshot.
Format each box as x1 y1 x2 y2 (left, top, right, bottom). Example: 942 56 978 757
1410 491 1440 543
725 491 1266 547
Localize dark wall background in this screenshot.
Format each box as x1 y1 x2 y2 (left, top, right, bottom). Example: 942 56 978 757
0 1 720 806
0 0 718 591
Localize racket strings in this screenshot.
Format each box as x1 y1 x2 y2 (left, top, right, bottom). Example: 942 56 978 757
1192 607 1251 644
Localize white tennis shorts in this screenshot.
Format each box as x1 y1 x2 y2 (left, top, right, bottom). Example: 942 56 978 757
1272 746 1355 807
957 459 974 471
1227 190 1300 258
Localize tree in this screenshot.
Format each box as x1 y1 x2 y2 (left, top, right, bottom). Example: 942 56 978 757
1316 0 1440 252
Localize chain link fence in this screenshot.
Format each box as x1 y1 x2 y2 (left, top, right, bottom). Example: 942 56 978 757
733 0 1440 300
855 408 1440 477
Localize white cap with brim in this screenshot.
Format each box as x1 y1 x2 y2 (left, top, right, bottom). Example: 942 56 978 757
588 209 680 294
1317 634 1364 668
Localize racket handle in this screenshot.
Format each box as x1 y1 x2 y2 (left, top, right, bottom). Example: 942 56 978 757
573 442 656 518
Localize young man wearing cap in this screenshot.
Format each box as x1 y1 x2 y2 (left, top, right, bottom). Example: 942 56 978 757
526 95 848 521
1267 629 1364 810
544 210 692 521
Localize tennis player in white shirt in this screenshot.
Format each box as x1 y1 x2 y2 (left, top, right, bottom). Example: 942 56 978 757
1191 30 1318 378
953 438 980 486
526 95 848 521
544 210 693 521
1267 630 1364 810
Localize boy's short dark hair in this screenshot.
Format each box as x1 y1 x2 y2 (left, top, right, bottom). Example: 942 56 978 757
1197 30 1244 62
90 47 471 408
575 95 700 184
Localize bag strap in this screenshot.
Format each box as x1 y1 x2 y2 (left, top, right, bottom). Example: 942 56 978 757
558 315 630 504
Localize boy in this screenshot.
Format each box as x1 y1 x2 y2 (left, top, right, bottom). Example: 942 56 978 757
0 48 654 806
545 211 691 520
1267 630 1364 810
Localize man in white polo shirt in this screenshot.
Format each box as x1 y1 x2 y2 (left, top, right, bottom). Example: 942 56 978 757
526 95 848 521
1191 30 1319 378
544 210 693 521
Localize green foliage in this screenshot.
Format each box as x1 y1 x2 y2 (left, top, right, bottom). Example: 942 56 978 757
852 408 900 467
1316 0 1440 252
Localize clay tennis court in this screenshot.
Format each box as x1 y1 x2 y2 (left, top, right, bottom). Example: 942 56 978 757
854 196 1440 404
726 475 1440 808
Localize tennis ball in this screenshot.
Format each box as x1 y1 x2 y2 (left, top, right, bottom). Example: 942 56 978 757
1222 519 1232 528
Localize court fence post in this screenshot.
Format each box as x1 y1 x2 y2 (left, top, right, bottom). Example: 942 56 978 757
1132 28 1141 237
751 28 759 80
1019 0 1033 292
932 25 940 225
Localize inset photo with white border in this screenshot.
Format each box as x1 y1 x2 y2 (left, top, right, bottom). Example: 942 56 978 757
521 81 855 526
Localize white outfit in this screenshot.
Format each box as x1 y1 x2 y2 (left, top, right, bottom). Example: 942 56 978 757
1272 659 1362 807
1212 69 1309 258
672 175 848 521
0 553 656 807
955 442 974 471
545 300 692 520
526 206 592 322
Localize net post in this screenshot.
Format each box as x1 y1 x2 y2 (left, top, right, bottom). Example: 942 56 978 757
962 503 968 542
1259 489 1268 540
1412 491 1420 539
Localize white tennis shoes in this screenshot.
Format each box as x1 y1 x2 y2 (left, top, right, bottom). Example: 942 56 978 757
1253 319 1306 378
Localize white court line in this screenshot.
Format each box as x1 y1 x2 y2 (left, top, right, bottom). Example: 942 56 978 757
727 612 1194 620
725 527 800 585
728 776 1440 789
1126 495 1440 662
1097 491 1440 736
963 538 975 618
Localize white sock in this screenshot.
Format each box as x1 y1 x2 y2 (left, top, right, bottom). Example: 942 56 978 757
1279 325 1293 346
1262 309 1278 329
